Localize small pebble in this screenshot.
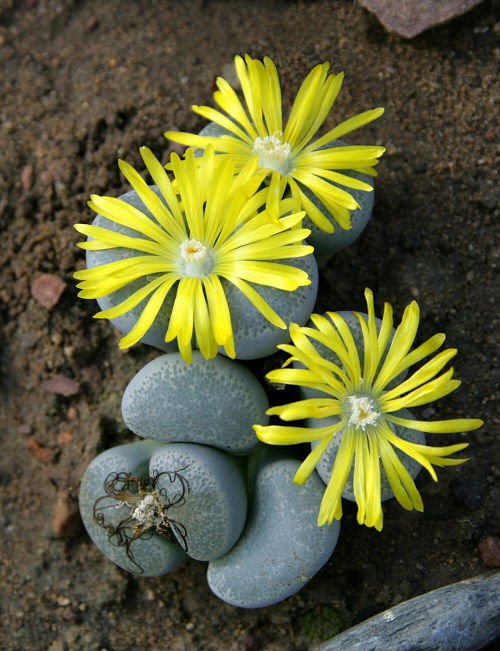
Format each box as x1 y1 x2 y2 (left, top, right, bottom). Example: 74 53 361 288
452 475 489 509
48 641 64 651
26 438 52 462
57 430 73 446
21 164 33 190
31 274 66 309
43 374 80 396
85 16 99 31
82 365 102 387
52 490 81 537
478 536 500 567
66 406 78 420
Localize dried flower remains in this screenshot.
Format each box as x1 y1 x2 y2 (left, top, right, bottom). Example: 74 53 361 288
93 469 190 574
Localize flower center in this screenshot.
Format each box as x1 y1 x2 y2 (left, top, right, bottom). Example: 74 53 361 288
252 134 292 174
130 493 164 529
179 238 214 277
346 394 380 431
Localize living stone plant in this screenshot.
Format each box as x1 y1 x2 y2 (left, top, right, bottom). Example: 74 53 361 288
76 55 482 608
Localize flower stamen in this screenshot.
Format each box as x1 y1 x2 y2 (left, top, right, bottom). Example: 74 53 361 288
253 135 292 174
347 394 380 430
179 238 213 277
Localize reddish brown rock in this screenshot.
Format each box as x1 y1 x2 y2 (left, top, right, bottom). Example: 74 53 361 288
479 536 500 567
26 438 52 462
43 374 80 396
57 430 73 446
358 0 483 38
31 273 66 309
85 16 99 31
82 365 102 388
52 490 82 537
20 164 33 190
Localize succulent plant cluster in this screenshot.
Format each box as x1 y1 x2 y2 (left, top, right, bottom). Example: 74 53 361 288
75 55 482 608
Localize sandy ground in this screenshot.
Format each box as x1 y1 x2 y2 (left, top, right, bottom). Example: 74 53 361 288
0 1 498 649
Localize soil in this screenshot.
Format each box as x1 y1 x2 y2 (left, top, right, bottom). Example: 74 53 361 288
0 1 498 650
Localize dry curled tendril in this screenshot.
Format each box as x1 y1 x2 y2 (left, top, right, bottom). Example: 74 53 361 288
93 468 190 574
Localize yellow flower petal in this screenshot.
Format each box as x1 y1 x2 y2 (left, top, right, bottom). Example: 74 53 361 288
202 274 234 356
386 414 483 433
267 398 342 421
254 424 335 444
94 275 172 320
118 277 177 349
220 274 285 329
318 429 356 526
293 432 338 485
164 277 197 348
306 107 385 152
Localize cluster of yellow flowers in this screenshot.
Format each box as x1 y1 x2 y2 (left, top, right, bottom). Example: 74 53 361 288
76 54 384 358
75 55 481 530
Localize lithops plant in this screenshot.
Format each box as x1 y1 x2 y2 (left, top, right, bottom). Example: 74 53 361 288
166 54 384 260
255 288 483 530
74 146 318 360
79 440 187 576
188 121 376 267
122 352 268 455
80 440 249 573
208 448 341 608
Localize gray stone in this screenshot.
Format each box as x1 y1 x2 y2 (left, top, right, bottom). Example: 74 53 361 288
207 449 340 608
358 0 483 39
197 122 229 140
318 571 500 651
149 443 247 561
302 140 375 265
121 352 267 455
79 440 187 576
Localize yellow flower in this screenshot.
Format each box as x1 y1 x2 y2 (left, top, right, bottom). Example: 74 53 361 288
74 147 313 362
165 54 385 232
254 289 483 530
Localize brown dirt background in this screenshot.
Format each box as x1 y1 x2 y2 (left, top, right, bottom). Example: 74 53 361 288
0 1 498 649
